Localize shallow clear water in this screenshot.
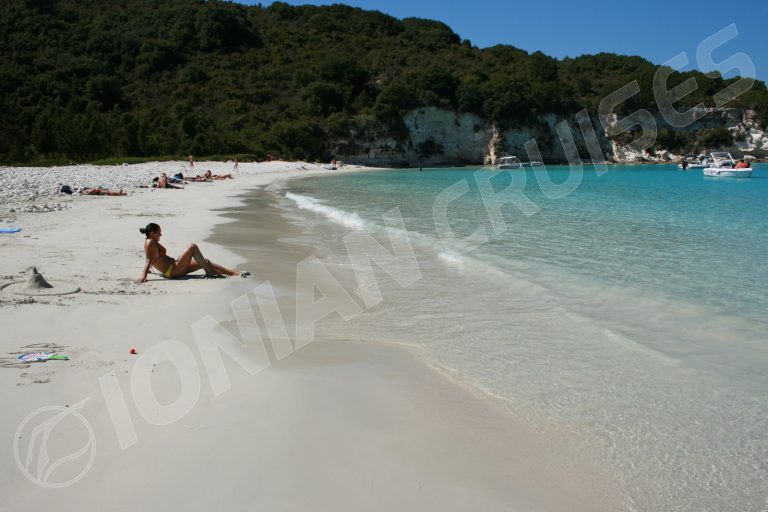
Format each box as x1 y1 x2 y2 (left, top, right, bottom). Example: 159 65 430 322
278 164 768 511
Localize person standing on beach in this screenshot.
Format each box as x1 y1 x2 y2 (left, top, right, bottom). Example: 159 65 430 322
188 154 195 170
233 158 239 173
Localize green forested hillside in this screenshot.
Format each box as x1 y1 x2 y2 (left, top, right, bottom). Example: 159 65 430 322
1 0 766 163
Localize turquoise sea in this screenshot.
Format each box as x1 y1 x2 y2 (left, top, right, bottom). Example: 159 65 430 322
278 164 768 511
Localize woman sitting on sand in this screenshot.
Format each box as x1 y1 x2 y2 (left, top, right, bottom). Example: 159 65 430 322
137 223 249 282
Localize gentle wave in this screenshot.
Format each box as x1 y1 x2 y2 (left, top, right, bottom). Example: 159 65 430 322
286 191 484 272
437 251 465 268
284 192 366 230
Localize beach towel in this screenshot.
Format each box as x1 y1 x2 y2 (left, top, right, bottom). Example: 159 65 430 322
0 227 21 233
17 352 69 363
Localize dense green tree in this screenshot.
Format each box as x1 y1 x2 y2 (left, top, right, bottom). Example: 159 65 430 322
701 127 734 148
655 128 691 151
0 0 765 164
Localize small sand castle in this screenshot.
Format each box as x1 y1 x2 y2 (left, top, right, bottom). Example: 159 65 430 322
22 267 54 290
1 267 80 296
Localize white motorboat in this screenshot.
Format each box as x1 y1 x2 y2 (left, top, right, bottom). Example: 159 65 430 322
522 160 544 167
678 154 710 170
679 161 708 169
702 152 752 178
497 155 522 169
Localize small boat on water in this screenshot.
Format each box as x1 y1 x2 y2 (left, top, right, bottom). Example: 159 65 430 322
678 154 710 170
497 155 522 169
522 160 544 167
702 152 752 178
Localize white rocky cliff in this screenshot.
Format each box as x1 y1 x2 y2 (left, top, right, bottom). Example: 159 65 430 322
332 107 767 166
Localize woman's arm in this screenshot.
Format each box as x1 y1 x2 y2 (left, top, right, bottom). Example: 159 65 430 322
138 241 159 283
138 258 152 283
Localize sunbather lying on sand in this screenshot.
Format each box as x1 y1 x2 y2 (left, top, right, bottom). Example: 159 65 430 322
80 187 127 196
186 172 213 182
188 170 234 181
137 223 250 282
208 171 234 180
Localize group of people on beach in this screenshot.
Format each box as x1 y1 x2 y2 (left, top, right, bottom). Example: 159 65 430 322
151 170 235 189
148 154 239 190
55 157 248 282
59 162 238 197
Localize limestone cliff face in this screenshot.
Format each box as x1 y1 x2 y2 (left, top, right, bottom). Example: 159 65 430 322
332 107 766 166
404 108 491 165
732 110 768 152
604 108 768 163
332 108 601 166
330 108 492 167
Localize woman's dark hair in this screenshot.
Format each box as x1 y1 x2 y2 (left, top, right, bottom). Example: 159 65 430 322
139 223 160 237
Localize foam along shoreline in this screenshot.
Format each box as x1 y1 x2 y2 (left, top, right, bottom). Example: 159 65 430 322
0 161 619 511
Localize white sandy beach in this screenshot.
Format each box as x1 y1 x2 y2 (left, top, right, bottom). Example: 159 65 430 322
0 161 619 511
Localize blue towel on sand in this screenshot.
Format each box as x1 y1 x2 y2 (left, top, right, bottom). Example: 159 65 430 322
0 227 21 233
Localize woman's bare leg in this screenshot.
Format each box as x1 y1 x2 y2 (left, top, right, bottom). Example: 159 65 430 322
173 243 218 276
173 244 198 273
208 261 238 276
180 259 237 277
183 260 202 274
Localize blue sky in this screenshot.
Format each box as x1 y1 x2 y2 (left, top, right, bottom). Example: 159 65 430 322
241 0 766 81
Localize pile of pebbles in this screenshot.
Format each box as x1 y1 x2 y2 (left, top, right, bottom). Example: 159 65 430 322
0 162 192 206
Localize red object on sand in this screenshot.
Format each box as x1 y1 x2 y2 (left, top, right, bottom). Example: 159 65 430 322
130 348 137 355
